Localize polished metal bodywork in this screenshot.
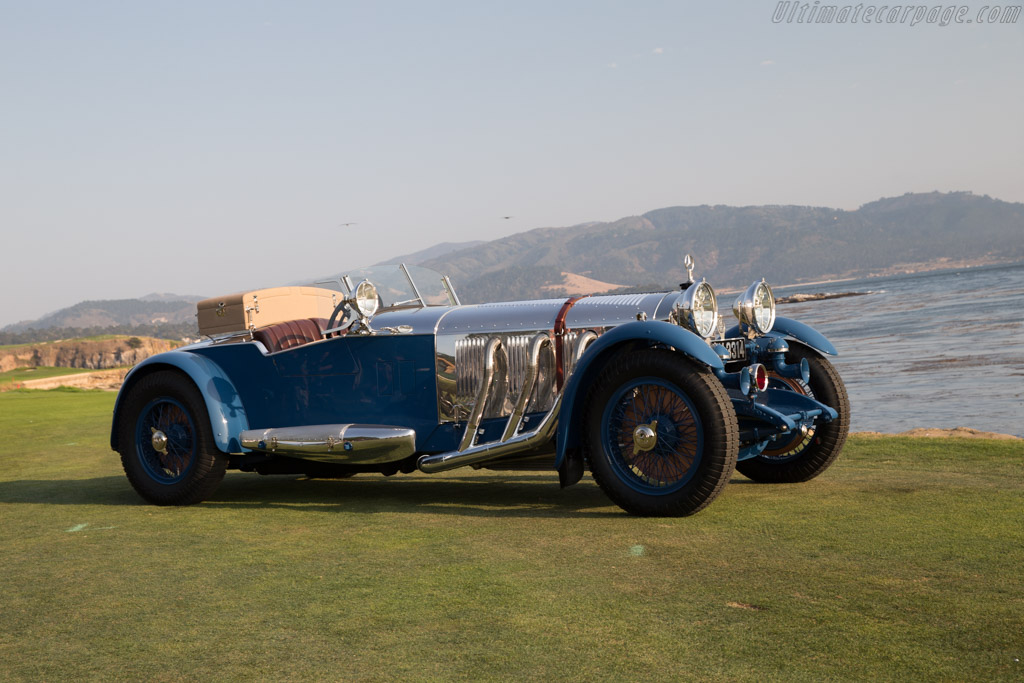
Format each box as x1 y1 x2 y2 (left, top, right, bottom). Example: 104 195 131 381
563 293 676 326
238 424 416 464
430 291 691 424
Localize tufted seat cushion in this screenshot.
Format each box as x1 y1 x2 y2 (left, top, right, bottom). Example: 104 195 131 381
252 318 327 353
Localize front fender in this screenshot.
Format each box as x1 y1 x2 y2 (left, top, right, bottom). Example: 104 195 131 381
724 316 837 356
110 351 251 453
554 320 723 470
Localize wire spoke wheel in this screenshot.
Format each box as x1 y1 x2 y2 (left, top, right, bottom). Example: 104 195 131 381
585 349 738 516
135 397 198 484
604 379 703 493
118 370 227 505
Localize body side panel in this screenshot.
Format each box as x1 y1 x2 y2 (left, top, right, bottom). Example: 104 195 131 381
189 334 443 452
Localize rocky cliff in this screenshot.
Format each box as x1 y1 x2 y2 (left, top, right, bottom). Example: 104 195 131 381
0 337 181 373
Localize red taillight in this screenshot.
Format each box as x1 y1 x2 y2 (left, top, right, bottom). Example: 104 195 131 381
753 364 769 392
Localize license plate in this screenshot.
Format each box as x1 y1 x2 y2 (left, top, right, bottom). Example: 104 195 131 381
719 337 748 362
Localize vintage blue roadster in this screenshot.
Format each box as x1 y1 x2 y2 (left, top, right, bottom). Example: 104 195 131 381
111 256 849 516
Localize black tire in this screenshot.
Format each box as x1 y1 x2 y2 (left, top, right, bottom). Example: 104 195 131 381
736 344 850 483
117 370 228 505
583 349 739 516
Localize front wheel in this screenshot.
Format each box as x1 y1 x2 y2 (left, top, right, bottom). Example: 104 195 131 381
118 370 227 505
736 344 850 483
584 349 739 516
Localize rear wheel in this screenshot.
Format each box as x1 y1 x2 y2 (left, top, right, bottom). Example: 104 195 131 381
118 371 227 505
584 349 738 516
736 345 850 483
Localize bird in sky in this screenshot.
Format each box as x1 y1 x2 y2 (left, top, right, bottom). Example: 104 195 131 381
500 216 513 220
339 222 357 227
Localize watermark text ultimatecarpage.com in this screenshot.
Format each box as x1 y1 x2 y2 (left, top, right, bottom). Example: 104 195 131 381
772 2 1021 25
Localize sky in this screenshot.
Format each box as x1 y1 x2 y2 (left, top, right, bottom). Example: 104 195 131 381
1 0 1021 327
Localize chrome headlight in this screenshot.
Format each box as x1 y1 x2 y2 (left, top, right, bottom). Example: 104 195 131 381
733 279 776 335
676 278 719 339
354 280 380 318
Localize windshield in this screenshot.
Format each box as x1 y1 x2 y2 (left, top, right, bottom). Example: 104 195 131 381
308 264 457 309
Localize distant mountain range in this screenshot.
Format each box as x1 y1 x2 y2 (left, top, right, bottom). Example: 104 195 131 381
416 191 1024 303
3 297 202 333
5 191 1021 334
373 240 487 266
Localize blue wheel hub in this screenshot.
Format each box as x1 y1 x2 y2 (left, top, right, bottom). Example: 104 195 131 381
601 378 704 495
134 397 198 484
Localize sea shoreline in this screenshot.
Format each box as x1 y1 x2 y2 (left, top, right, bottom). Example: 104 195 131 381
719 256 1024 295
852 428 1021 441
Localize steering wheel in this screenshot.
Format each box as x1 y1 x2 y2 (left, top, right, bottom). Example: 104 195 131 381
326 301 352 336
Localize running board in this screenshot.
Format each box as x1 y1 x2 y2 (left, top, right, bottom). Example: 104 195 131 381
239 424 416 464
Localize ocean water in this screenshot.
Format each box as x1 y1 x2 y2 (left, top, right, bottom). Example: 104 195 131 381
758 261 1024 437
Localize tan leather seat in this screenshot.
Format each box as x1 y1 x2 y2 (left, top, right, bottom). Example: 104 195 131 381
252 318 326 353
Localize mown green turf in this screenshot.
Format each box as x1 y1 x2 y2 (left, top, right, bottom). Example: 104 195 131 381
0 366 96 389
1 391 1021 681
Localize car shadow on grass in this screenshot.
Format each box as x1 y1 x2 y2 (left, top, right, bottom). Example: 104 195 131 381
206 473 626 517
0 473 627 517
0 476 141 506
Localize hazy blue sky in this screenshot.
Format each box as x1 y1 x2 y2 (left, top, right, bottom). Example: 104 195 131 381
2 1 1021 326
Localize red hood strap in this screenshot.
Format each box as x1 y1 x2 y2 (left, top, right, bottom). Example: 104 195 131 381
553 295 589 390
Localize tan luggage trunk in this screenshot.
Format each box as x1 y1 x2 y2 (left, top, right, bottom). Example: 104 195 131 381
197 286 339 336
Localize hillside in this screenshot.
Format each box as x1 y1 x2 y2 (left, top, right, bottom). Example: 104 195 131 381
373 239 486 266
4 297 200 333
418 192 1024 302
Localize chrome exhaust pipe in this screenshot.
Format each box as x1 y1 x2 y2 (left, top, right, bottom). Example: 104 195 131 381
501 333 553 441
458 337 505 452
422 331 565 474
417 395 562 474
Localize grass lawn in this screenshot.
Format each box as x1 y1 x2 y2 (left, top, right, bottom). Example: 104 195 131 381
1 390 1021 681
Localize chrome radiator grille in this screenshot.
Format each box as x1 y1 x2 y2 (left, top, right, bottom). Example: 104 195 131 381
455 333 558 418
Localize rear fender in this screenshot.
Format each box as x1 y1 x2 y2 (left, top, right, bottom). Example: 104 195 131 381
724 316 837 356
110 351 250 453
555 321 724 470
